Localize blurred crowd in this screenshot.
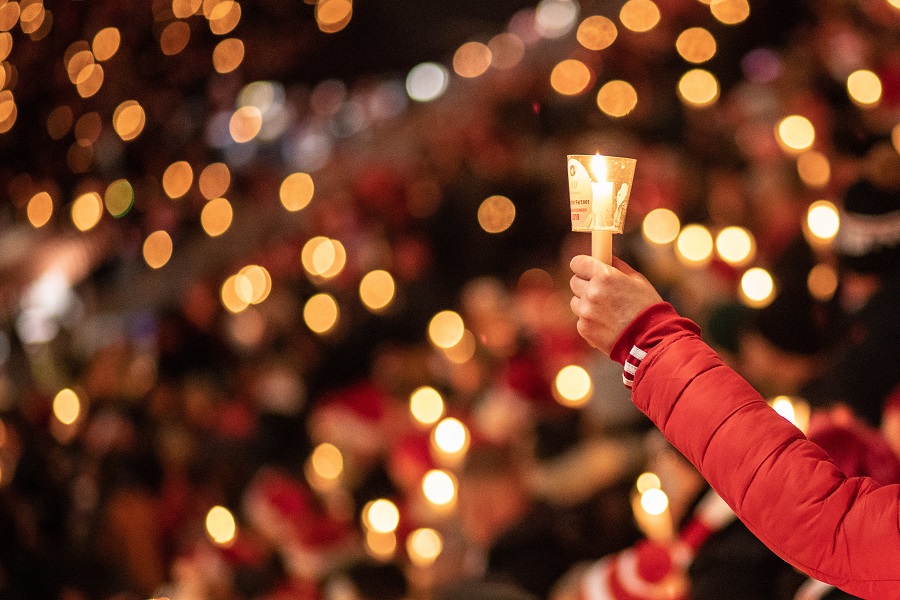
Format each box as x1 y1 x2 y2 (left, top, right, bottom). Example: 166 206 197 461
0 0 899 599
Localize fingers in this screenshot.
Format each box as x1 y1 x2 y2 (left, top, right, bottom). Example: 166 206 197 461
569 274 591 298
570 255 601 280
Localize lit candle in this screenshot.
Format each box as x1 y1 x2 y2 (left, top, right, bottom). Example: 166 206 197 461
590 154 614 264
632 488 675 541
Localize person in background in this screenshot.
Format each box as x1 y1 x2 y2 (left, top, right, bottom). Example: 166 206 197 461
569 254 900 599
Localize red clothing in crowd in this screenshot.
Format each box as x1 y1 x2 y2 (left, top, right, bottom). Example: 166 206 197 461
610 302 900 599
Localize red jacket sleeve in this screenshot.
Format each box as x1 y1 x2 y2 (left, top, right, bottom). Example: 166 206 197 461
611 302 900 598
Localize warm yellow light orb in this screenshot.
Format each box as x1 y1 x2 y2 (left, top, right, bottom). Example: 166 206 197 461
807 263 838 302
433 418 469 455
230 106 262 143
443 329 477 364
453 42 492 78
796 151 831 189
237 265 272 305
407 528 443 567
640 488 669 516
428 311 465 349
596 80 638 118
807 200 840 241
92 27 121 61
710 0 750 24
676 224 714 265
304 294 339 334
162 161 194 199
635 472 661 494
360 270 396 312
619 0 661 32
53 388 81 425
846 69 882 107
199 162 231 200
280 172 315 212
311 443 344 481
740 268 775 308
410 386 445 425
365 499 400 534
554 365 592 407
221 275 249 314
213 38 245 73
488 33 525 69
677 69 720 108
577 15 617 51
201 197 233 237
205 506 237 545
27 192 54 228
366 530 397 559
478 195 516 233
642 208 681 245
72 192 103 231
676 27 716 63
422 469 456 506
113 100 145 141
715 226 755 266
777 115 815 153
550 59 592 96
143 230 174 269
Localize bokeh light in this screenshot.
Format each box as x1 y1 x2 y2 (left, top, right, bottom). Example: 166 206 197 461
205 506 236 545
796 151 831 188
675 224 714 265
642 208 680 245
846 69 882 107
715 226 756 266
213 38 244 73
303 293 339 334
162 161 194 199
199 162 231 199
893 124 900 156
366 530 397 560
807 200 840 241
640 488 669 516
554 365 592 407
740 268 775 308
53 388 81 425
776 115 815 153
310 442 343 481
160 21 191 56
364 499 400 534
443 329 477 364
113 100 145 141
433 417 469 455
550 59 592 96
422 469 456 506
635 472 661 494
676 27 716 63
577 15 617 51
92 27 121 61
406 63 449 102
619 0 660 32
27 191 53 227
488 33 524 69
410 386 444 426
104 179 134 218
710 0 750 24
230 106 262 143
769 396 810 432
535 0 579 39
316 0 352 34
596 80 638 117
428 311 465 349
200 197 233 237
0 2 19 31
280 172 315 211
0 32 10 62
236 265 272 305
221 275 249 314
47 105 74 140
72 192 103 231
173 0 202 19
74 112 102 144
453 41 492 78
807 263 838 302
478 195 516 233
677 69 719 107
143 231 173 269
209 0 241 35
406 528 443 567
76 64 104 98
359 270 396 312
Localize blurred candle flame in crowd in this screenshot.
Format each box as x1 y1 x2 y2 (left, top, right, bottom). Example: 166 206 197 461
806 200 840 242
162 161 194 199
316 0 352 34
410 387 445 426
596 80 638 117
677 69 720 108
478 195 517 233
359 270 396 312
710 0 750 25
310 442 344 481
53 388 81 425
303 293 339 334
777 115 815 153
642 208 681 245
715 226 756 267
199 162 231 199
442 329 477 364
205 505 237 545
407 528 443 567
71 192 103 231
363 499 400 534
676 27 716 63
432 417 469 457
235 265 271 304
143 231 174 269
576 15 617 51
796 151 831 188
112 100 145 141
740 267 775 308
428 311 465 349
846 69 882 107
550 59 592 96
676 224 714 266
640 487 669 516
279 172 315 211
635 472 661 494
554 365 592 407
200 197 233 237
27 191 53 227
770 396 811 433
808 263 838 302
619 0 660 32
422 469 457 506
366 530 396 560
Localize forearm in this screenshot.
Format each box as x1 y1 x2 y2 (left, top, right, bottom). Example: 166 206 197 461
614 303 900 598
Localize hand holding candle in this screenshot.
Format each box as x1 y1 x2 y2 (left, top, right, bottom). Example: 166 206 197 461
567 154 636 264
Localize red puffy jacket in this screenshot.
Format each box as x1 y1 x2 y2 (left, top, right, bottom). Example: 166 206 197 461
610 302 900 599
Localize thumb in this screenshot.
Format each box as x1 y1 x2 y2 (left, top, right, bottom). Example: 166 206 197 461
570 254 602 279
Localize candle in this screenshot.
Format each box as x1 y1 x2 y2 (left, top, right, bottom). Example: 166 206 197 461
590 154 614 264
632 488 675 541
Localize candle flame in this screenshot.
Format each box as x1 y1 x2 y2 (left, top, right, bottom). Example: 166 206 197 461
591 153 607 182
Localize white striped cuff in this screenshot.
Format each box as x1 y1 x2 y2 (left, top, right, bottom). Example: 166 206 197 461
623 345 647 389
